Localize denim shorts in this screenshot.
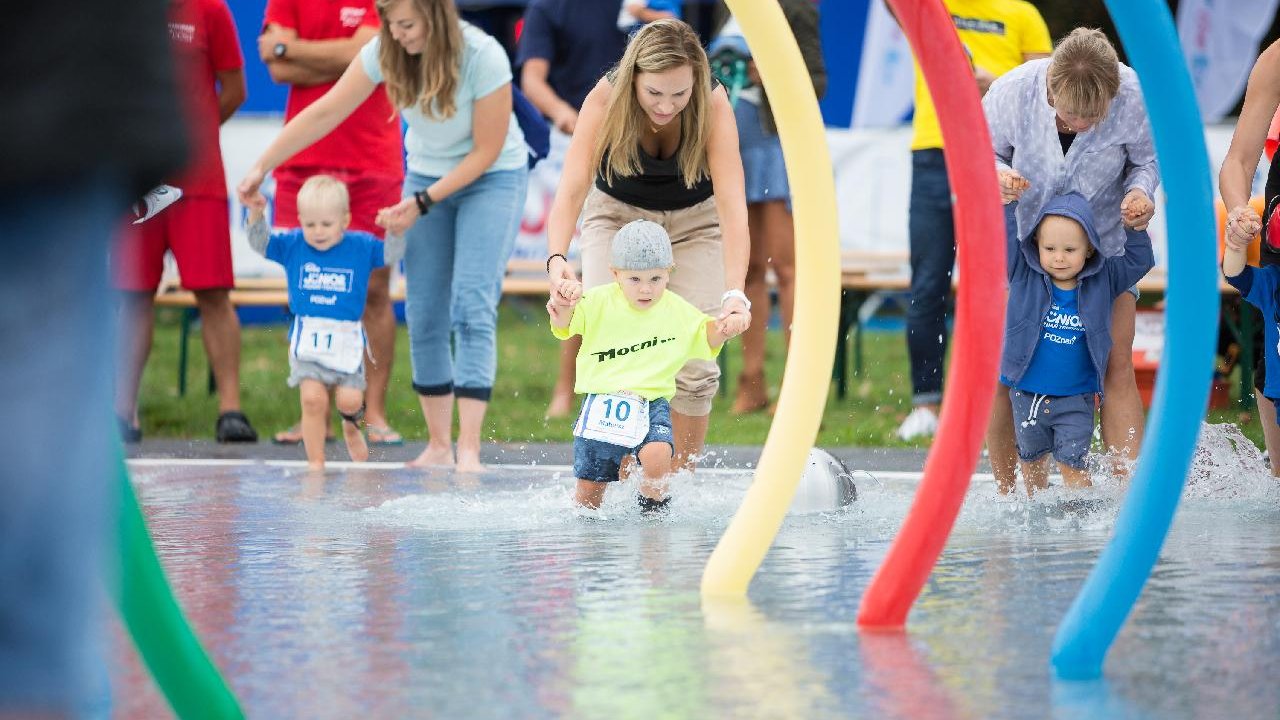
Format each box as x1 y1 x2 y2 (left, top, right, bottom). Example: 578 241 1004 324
1010 389 1096 470
573 397 674 483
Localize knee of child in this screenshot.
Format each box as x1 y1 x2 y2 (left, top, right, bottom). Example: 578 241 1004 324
334 387 364 416
300 384 329 415
638 442 673 476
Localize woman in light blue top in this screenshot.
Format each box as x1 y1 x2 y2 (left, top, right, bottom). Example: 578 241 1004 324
981 28 1160 491
239 0 528 473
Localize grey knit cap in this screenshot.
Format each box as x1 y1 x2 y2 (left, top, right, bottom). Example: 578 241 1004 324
610 220 674 270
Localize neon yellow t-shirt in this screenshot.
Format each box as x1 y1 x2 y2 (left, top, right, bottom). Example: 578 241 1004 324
551 283 720 401
910 0 1051 151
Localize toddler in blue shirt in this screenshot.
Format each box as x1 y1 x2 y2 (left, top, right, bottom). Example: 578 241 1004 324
246 175 404 471
1000 194 1154 494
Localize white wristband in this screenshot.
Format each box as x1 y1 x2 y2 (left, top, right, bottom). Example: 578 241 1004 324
721 289 751 311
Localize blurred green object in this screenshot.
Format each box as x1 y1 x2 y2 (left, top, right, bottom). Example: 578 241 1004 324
114 451 244 719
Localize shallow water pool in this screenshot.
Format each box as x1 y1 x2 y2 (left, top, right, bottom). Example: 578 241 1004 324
114 430 1280 719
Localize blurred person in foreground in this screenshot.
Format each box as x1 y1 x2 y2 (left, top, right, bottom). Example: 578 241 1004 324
0 0 187 716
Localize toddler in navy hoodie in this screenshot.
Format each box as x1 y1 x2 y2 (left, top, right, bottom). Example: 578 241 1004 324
1000 193 1154 494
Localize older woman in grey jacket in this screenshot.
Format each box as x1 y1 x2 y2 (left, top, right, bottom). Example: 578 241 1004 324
981 28 1159 492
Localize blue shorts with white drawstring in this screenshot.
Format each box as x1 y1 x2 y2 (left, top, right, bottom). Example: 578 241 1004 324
1009 389 1097 470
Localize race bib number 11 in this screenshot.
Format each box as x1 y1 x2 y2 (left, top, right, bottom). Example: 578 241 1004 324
574 392 650 447
292 316 365 374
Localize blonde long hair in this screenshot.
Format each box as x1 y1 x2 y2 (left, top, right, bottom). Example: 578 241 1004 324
594 19 713 189
1047 28 1121 122
374 0 463 120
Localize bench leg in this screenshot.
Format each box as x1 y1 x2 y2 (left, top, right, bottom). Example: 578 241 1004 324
833 290 869 400
178 307 193 396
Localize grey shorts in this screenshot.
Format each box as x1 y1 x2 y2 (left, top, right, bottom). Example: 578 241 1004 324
287 354 366 390
1009 389 1096 470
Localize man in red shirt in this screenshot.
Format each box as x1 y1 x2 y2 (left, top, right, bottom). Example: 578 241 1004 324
115 0 258 443
259 0 405 445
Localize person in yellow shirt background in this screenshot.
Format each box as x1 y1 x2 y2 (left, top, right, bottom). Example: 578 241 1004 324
896 0 1052 441
548 220 748 511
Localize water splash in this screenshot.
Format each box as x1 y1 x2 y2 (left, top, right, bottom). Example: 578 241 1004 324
1185 422 1277 500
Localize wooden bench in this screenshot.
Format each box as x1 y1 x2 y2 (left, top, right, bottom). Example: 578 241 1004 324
154 259 557 394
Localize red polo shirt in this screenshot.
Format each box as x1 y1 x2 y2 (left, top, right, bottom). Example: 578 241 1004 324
264 0 403 176
168 0 243 199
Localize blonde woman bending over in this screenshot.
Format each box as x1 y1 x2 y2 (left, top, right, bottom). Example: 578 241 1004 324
544 19 751 471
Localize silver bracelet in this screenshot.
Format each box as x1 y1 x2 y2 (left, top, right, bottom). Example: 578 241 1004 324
721 289 751 312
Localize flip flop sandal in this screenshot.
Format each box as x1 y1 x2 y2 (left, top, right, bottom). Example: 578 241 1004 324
366 424 405 446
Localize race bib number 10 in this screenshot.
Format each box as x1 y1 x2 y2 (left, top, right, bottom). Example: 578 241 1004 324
292 316 365 374
574 392 650 447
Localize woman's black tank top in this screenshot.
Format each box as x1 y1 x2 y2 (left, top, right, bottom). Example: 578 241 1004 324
593 75 718 211
595 137 714 211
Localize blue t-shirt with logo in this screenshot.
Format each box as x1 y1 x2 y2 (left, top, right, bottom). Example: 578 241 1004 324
1011 285 1098 396
265 229 385 323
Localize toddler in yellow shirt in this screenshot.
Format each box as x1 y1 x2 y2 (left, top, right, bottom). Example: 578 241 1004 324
548 220 748 511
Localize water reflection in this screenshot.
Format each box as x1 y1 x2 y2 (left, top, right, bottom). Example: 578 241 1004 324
858 631 961 720
702 596 837 718
110 452 1280 719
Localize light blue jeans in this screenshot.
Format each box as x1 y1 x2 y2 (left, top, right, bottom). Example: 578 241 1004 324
402 167 528 401
0 173 121 717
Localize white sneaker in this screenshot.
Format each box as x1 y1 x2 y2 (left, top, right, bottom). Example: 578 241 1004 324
132 184 183 224
896 406 939 441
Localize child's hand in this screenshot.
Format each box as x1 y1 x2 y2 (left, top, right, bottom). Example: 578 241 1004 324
1226 204 1263 248
998 170 1030 205
1120 188 1155 231
716 311 750 340
553 279 583 306
246 192 267 222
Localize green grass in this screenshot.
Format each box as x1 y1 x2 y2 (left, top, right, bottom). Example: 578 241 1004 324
138 301 1264 448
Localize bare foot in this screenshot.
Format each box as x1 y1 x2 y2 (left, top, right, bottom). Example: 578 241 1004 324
343 420 369 463
545 392 574 419
456 446 486 474
307 461 326 473
407 443 454 468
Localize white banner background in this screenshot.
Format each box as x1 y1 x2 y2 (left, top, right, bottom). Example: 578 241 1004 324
850 0 915 129
1179 0 1280 122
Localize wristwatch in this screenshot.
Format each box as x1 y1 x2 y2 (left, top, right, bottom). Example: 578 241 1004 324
273 42 288 59
414 189 436 216
722 289 751 312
